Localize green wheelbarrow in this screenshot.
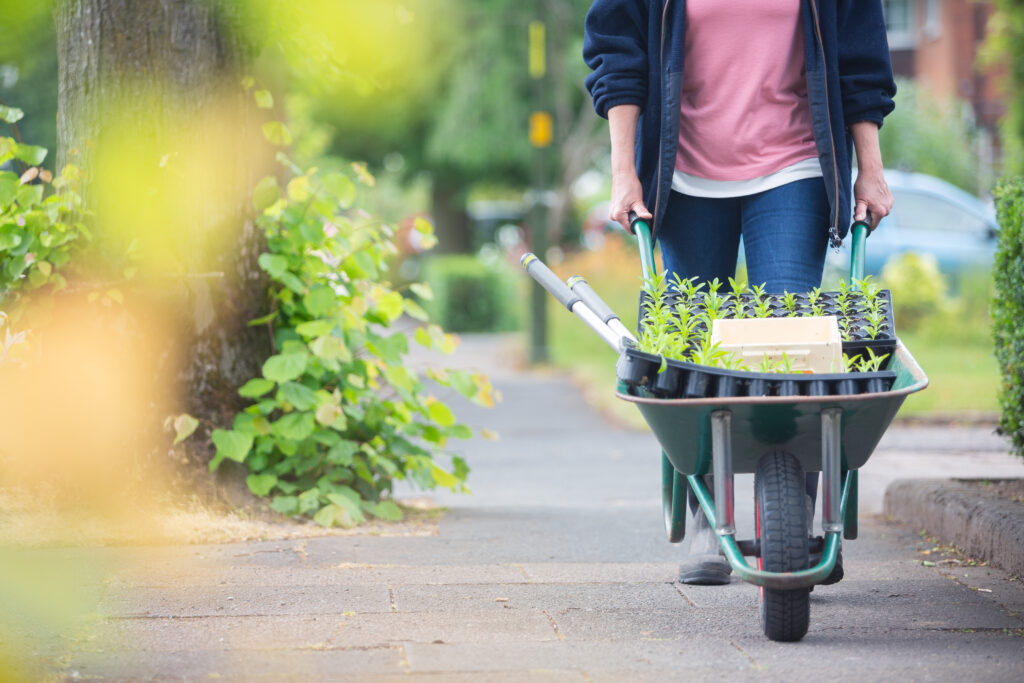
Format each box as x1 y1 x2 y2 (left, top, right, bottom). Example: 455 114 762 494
521 217 928 642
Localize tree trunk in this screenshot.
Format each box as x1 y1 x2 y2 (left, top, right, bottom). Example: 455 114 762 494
430 174 473 254
53 0 271 465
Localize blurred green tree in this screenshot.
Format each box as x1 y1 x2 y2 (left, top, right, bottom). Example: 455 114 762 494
982 0 1024 177
317 0 605 253
0 1 58 157
877 79 982 194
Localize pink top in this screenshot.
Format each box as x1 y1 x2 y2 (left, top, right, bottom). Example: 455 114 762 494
675 0 819 181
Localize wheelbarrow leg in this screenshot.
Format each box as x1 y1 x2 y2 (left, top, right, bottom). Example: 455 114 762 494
821 408 843 533
710 410 735 535
661 452 687 543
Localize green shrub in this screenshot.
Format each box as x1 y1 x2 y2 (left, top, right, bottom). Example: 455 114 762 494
992 176 1024 457
204 157 497 527
879 251 948 331
421 254 520 333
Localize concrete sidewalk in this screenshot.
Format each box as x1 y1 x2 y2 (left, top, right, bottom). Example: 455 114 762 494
18 334 1024 681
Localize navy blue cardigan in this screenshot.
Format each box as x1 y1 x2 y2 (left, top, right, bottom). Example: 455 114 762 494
583 0 896 241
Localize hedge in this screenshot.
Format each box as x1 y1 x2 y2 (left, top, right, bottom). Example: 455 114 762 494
992 176 1024 457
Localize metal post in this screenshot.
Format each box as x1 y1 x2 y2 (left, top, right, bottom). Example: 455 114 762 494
527 18 551 364
821 408 843 533
711 411 735 535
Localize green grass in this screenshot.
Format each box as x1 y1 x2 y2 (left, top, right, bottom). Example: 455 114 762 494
544 246 1000 423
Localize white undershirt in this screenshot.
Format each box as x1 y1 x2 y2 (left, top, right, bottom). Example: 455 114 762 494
671 157 823 198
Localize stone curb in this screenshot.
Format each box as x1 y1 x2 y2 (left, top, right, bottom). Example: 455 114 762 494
883 478 1024 578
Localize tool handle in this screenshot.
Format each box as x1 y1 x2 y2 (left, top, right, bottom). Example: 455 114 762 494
520 252 580 311
567 276 617 324
628 211 657 283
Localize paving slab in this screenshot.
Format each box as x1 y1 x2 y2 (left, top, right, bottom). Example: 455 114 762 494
19 334 1024 680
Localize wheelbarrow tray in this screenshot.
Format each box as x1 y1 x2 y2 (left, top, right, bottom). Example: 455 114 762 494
617 339 928 476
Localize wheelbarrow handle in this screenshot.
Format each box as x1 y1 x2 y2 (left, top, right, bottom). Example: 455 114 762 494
567 276 636 343
628 211 657 283
849 219 869 285
520 252 624 351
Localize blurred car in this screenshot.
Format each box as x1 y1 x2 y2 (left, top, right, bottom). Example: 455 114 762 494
827 169 998 278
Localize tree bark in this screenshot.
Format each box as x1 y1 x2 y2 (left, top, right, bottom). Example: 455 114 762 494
430 174 473 254
53 0 271 463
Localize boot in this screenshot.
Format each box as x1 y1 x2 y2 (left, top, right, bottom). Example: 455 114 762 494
678 505 732 585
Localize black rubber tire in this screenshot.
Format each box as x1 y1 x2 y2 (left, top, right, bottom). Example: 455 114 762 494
755 450 810 642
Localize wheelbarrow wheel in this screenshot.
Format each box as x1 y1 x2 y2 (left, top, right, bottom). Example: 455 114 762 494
755 450 810 642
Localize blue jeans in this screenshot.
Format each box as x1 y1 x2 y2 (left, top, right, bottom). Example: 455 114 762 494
658 178 830 294
659 178 830 512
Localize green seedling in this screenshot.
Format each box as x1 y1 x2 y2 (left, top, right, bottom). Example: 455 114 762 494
856 348 890 373
758 354 779 374
670 273 700 304
777 352 795 374
754 298 773 318
782 291 798 314
838 316 851 342
728 276 748 300
865 309 886 339
841 353 856 373
689 336 727 368
808 286 823 308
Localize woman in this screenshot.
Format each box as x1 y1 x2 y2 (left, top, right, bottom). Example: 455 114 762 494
583 0 897 585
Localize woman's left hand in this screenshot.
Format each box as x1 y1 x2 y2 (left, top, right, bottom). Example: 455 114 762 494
853 167 893 231
849 121 892 231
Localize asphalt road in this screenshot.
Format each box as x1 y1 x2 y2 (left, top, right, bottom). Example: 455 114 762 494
13 335 1024 681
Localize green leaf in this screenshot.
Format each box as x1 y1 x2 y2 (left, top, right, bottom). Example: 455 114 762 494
313 503 355 528
257 253 288 278
246 473 278 497
403 298 429 322
303 286 335 317
211 429 254 463
262 121 293 146
273 412 315 441
269 495 299 516
295 319 335 337
310 335 352 362
254 89 274 109
427 400 456 427
0 171 17 205
172 414 199 445
0 105 24 123
322 172 356 208
16 183 43 206
13 144 47 166
366 500 403 521
430 462 459 489
279 381 317 411
375 290 404 322
239 378 275 398
262 351 308 383
287 175 311 202
326 492 366 524
315 402 345 428
410 282 434 301
252 176 281 211
327 440 359 465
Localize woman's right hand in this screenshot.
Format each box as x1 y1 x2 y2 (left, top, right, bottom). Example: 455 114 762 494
610 170 651 233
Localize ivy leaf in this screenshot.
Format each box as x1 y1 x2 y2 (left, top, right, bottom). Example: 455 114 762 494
410 282 433 301
246 473 278 497
270 495 299 516
310 335 351 362
295 319 335 337
238 377 275 398
326 492 366 524
313 503 355 528
257 253 288 278
211 429 254 463
365 500 403 521
279 381 317 411
322 172 356 208
252 176 280 211
427 399 456 427
172 414 199 445
262 351 308 383
262 121 293 146
254 89 274 109
430 462 459 489
13 144 47 166
0 105 24 123
273 412 315 441
303 285 335 317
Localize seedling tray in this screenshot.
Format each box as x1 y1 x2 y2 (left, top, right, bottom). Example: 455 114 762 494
616 345 896 400
637 287 898 362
